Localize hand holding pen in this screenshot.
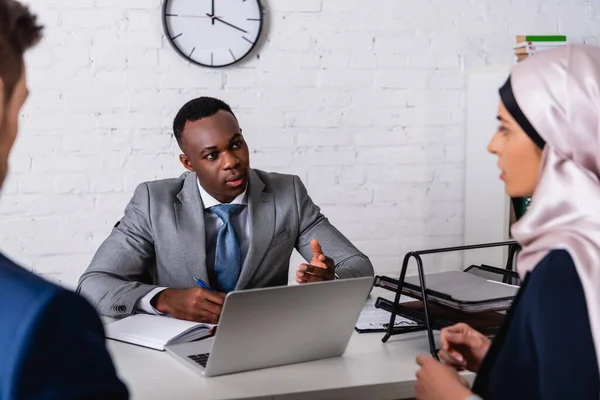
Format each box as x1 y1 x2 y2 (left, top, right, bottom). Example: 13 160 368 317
151 278 226 324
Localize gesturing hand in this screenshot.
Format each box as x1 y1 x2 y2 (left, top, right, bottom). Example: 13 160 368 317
152 287 226 324
296 239 336 283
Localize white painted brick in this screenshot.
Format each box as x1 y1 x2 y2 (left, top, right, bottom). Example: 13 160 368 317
59 9 125 29
31 156 106 173
95 0 161 8
2 175 19 195
436 167 465 183
367 166 435 184
3 0 598 287
374 184 429 204
378 54 410 69
260 69 318 88
132 134 175 152
427 183 465 202
310 186 374 206
357 146 445 165
126 11 159 32
375 71 428 89
374 35 431 55
316 33 374 52
429 70 465 90
351 89 409 108
54 173 88 194
408 54 462 69
25 47 53 68
338 167 366 185
341 110 398 128
353 128 409 147
269 33 315 53
351 54 380 70
305 148 356 166
250 150 295 169
8 156 32 173
319 53 351 69
0 195 96 217
408 90 463 109
127 49 159 68
286 110 343 128
275 0 322 13
88 173 124 193
158 69 223 89
19 173 54 194
307 167 337 187
42 0 94 8
318 70 371 89
62 131 132 154
13 134 62 155
296 130 352 147
256 52 321 69
225 69 259 89
0 217 64 239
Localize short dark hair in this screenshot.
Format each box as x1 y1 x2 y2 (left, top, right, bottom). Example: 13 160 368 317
173 97 237 148
0 0 43 101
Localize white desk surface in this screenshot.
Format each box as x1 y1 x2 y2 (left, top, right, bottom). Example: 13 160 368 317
105 290 471 400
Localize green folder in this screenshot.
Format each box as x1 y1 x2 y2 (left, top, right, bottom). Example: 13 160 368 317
520 35 567 42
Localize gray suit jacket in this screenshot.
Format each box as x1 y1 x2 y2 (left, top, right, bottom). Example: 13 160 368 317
77 169 373 317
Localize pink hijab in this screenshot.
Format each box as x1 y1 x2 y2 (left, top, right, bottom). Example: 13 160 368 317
509 44 600 372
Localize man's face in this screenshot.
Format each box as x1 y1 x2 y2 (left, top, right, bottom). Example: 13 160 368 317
0 69 28 189
179 110 250 203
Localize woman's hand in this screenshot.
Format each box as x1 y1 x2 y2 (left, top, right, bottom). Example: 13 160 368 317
415 354 473 400
438 323 491 372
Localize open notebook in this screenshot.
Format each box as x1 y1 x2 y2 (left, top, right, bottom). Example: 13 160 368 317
105 314 216 351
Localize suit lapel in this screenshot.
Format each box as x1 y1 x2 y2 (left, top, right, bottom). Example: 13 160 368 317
236 169 274 289
174 172 210 285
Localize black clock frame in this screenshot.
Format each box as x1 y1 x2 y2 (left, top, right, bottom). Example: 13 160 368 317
162 0 264 68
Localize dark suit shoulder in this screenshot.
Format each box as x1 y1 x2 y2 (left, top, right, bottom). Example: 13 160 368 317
0 253 61 309
0 254 64 373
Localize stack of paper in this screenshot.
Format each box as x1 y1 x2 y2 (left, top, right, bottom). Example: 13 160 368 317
514 35 567 62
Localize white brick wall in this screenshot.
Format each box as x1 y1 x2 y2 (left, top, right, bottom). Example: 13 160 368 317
3 0 599 288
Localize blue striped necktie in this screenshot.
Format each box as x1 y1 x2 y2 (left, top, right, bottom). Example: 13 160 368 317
210 204 246 292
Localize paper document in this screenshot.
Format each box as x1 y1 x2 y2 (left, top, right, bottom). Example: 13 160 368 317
355 298 416 332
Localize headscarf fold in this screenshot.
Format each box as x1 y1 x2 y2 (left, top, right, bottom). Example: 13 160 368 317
507 44 600 373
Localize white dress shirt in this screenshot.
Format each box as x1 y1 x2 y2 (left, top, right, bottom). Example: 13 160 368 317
135 181 250 315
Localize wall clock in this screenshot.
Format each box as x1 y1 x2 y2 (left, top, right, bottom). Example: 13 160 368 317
163 0 264 68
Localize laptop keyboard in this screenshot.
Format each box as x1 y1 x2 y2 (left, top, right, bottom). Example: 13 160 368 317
188 353 210 367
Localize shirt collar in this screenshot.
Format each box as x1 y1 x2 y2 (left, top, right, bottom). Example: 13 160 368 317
197 179 248 210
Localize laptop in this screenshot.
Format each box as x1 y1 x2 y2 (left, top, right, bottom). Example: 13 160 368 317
165 277 373 377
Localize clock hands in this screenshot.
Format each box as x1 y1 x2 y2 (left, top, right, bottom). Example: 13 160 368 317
205 13 248 34
211 0 215 25
169 14 214 18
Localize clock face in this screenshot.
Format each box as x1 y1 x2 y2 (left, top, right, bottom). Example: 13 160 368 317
163 0 263 68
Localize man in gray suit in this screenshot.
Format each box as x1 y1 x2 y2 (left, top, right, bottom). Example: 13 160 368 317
77 97 373 323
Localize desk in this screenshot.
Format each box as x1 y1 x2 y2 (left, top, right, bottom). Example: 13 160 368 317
106 291 473 400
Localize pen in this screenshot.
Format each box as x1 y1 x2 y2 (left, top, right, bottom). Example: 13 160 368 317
194 277 214 292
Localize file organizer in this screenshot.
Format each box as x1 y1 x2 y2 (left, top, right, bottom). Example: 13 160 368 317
378 240 521 359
